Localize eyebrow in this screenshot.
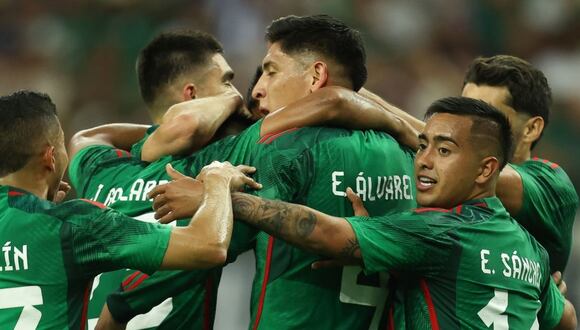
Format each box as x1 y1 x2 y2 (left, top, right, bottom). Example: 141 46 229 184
262 60 276 71
222 70 234 82
418 133 459 146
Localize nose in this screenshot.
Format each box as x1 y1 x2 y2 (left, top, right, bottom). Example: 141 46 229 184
251 75 266 100
415 147 434 170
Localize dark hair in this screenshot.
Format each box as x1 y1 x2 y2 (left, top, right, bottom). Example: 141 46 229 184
266 15 367 91
425 96 513 170
137 30 223 106
246 65 263 112
463 55 551 149
0 91 59 176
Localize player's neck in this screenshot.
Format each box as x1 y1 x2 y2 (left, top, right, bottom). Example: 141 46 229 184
511 143 531 164
0 170 49 200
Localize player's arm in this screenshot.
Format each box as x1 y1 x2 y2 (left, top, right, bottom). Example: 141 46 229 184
141 91 243 162
231 192 362 262
95 304 126 330
261 86 419 149
358 87 426 132
555 300 577 330
69 123 149 159
495 165 524 215
159 162 260 269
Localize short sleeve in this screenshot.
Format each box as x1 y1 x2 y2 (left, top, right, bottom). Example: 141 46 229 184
68 145 131 195
107 269 208 323
346 213 454 274
537 277 565 329
130 125 159 160
62 201 172 276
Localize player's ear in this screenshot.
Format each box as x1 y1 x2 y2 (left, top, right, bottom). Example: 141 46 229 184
182 83 197 100
42 145 57 173
310 61 328 92
475 156 499 185
521 116 544 147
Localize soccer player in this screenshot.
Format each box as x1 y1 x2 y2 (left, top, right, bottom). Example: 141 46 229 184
69 30 250 328
0 90 258 328
223 96 576 329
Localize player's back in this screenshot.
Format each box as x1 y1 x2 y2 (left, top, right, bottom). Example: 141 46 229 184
374 198 561 329
250 126 416 329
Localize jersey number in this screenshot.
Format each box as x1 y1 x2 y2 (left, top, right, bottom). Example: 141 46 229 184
0 286 43 329
340 266 388 328
478 289 539 329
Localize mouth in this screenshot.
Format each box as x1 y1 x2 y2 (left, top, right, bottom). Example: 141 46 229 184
416 175 437 192
259 108 270 117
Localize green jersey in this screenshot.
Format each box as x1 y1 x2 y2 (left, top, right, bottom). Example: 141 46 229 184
347 197 565 329
249 127 416 329
0 185 171 329
68 121 262 328
510 157 579 272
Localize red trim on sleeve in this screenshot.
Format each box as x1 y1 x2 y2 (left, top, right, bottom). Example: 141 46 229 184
80 281 93 330
550 162 560 169
420 278 440 330
8 191 24 197
414 207 451 214
258 127 299 145
387 306 395 330
203 276 214 330
79 198 107 209
122 271 142 289
115 149 124 158
252 236 275 330
126 273 149 291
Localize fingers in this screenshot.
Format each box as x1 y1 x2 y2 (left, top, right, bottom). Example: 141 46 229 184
152 194 167 211
147 185 166 200
243 176 262 190
236 165 257 175
552 271 567 295
346 187 369 216
154 204 172 220
559 280 567 296
166 164 187 180
158 211 177 224
552 271 562 284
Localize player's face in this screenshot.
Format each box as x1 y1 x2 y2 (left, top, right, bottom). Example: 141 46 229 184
252 42 312 115
195 53 240 98
415 113 481 209
47 126 69 201
461 83 526 142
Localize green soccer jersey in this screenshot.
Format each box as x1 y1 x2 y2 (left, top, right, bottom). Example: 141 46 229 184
347 197 565 329
68 120 263 328
0 185 171 329
249 127 416 330
510 157 579 273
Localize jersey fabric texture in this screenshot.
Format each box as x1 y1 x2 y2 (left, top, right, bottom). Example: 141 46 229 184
249 126 417 330
0 186 170 329
510 157 579 273
347 197 565 329
68 120 262 329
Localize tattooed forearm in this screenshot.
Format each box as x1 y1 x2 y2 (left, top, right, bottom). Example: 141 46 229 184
232 193 317 240
339 238 360 259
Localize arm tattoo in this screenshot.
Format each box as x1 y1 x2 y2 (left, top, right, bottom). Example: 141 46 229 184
232 193 317 239
339 238 360 259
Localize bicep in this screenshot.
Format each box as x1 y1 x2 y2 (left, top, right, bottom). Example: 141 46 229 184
497 164 524 215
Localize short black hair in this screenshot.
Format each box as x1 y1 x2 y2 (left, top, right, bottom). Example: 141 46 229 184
266 15 367 91
0 90 59 177
463 55 551 149
425 96 513 170
137 30 223 106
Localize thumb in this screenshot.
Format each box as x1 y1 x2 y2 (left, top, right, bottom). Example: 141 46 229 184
166 163 186 180
346 187 368 217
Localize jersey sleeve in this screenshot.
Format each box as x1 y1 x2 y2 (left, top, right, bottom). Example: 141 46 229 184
346 212 455 274
106 269 208 323
537 277 565 329
511 161 579 272
130 125 159 160
61 200 172 277
68 145 132 195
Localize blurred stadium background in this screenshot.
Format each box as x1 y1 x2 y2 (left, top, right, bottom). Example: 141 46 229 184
1 0 578 327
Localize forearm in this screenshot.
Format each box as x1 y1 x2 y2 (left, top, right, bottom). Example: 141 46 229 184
358 88 426 132
95 304 126 330
142 93 240 161
69 123 149 158
231 193 360 260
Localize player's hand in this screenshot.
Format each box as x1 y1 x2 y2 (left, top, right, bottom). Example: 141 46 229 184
346 187 368 216
311 258 358 270
197 161 262 192
53 181 71 203
148 164 204 224
552 271 567 296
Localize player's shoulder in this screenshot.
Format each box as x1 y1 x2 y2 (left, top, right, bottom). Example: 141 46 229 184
514 157 578 201
42 198 109 223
